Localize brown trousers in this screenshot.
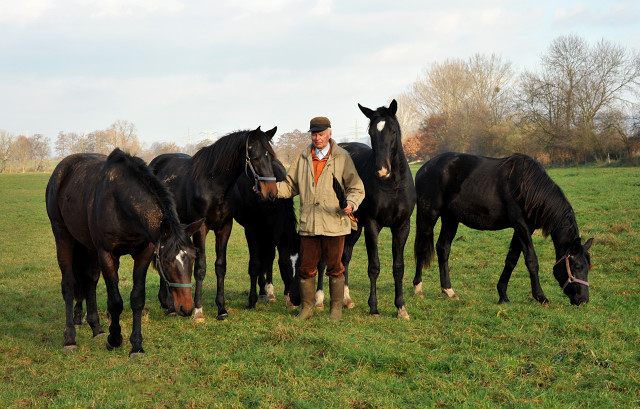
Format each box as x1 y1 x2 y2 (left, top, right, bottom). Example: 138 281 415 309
298 235 345 279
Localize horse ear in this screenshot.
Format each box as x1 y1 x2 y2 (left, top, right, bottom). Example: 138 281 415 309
183 218 205 237
583 237 594 252
265 126 277 140
358 103 375 119
388 99 398 116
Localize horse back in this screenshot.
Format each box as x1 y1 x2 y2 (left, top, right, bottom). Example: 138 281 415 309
46 154 106 249
416 152 512 230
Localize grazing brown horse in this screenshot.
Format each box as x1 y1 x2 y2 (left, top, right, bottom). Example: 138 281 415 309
413 152 593 305
46 149 202 357
150 127 278 321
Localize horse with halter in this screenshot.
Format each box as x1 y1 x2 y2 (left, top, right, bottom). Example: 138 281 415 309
413 152 593 305
46 149 202 357
149 127 278 321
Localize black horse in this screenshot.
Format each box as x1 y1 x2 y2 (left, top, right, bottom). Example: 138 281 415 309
232 158 299 308
46 149 203 357
412 152 593 305
315 100 416 318
150 127 278 321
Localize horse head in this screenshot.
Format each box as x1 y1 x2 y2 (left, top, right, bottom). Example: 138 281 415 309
246 126 278 201
155 218 204 316
553 237 593 305
358 99 400 180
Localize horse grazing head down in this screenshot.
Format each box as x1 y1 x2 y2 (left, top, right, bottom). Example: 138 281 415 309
553 237 593 306
155 218 204 316
358 99 401 180
245 126 278 201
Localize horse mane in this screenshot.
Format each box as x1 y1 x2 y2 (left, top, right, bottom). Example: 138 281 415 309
501 154 577 238
106 149 181 230
191 129 276 181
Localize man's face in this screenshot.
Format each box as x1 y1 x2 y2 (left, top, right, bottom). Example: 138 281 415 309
311 129 331 150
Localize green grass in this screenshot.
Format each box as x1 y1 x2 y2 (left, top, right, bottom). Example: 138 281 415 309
1 166 639 408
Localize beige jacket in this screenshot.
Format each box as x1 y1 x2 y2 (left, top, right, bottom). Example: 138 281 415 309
277 139 365 236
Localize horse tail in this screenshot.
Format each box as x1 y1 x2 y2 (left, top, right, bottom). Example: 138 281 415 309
414 209 435 269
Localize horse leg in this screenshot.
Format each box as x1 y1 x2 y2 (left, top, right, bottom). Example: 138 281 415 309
392 220 411 319
99 251 124 351
514 226 548 303
496 233 522 304
263 243 277 302
192 225 209 322
276 243 293 306
413 207 439 297
315 259 326 309
246 230 260 309
54 233 78 350
436 216 459 299
128 247 154 358
363 221 382 315
341 226 362 309
82 255 104 338
213 222 232 320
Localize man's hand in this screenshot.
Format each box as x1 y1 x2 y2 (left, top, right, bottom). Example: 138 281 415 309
343 204 353 215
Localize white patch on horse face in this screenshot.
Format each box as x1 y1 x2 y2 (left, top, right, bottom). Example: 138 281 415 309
290 254 299 277
176 250 187 270
376 121 386 132
377 168 390 178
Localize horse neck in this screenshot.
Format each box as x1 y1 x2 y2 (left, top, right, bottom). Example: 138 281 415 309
549 208 580 259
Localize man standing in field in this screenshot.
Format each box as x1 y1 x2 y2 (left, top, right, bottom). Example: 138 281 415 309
276 116 364 320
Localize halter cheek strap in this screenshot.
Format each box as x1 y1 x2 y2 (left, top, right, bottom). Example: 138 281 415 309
245 138 276 190
154 243 193 288
555 255 589 290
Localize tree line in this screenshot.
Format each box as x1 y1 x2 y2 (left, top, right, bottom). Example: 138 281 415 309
398 35 640 164
2 35 638 173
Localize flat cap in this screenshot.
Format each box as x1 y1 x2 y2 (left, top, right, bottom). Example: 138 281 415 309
309 116 331 133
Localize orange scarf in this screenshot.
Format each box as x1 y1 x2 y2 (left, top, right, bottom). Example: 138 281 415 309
311 146 331 186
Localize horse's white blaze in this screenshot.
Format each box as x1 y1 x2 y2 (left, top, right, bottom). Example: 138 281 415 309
376 121 386 132
290 253 299 277
377 168 390 178
176 250 188 270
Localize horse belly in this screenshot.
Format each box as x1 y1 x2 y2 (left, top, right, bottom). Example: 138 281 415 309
449 195 508 231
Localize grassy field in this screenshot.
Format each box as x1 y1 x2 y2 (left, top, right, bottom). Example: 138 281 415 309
0 165 639 408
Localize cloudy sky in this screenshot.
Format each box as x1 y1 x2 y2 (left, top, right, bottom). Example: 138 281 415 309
2 0 639 147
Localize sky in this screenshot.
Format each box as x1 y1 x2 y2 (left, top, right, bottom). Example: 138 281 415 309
1 0 639 148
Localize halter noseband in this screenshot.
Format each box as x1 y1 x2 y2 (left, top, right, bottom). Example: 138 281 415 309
154 243 193 289
245 137 276 191
555 255 589 291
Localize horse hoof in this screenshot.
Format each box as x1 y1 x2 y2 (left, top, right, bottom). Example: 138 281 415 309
129 351 145 359
217 313 228 321
397 306 410 320
414 282 424 298
442 288 459 300
267 294 277 302
314 303 324 310
105 341 115 351
344 298 355 309
193 307 205 323
93 331 106 338
63 344 77 352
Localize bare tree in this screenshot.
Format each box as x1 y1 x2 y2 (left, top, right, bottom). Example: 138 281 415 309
275 129 309 166
408 54 514 155
29 133 50 171
0 131 13 173
12 135 31 173
519 35 640 162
